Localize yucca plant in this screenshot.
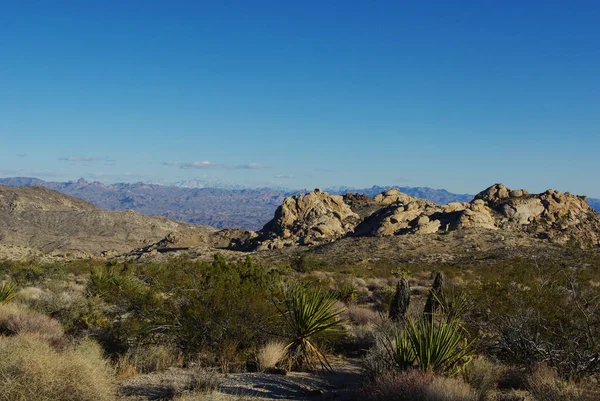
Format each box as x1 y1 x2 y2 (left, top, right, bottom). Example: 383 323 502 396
406 316 474 375
333 281 358 304
276 284 344 372
86 268 125 296
382 327 416 371
437 286 471 325
0 282 18 304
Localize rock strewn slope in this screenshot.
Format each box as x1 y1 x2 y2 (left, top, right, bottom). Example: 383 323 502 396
0 185 217 258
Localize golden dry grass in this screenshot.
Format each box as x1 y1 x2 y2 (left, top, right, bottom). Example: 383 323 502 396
527 363 584 401
257 340 288 370
0 333 116 401
116 344 183 378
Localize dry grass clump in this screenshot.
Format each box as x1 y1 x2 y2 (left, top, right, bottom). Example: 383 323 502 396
361 370 477 401
424 375 478 401
0 303 64 344
0 333 116 401
527 363 584 401
462 356 503 400
117 344 183 378
257 340 287 370
15 286 44 303
346 305 382 325
187 367 222 393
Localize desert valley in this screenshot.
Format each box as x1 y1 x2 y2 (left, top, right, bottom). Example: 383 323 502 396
0 180 599 400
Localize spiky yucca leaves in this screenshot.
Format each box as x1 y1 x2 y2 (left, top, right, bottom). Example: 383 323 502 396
380 286 474 375
382 328 416 372
86 268 125 296
406 316 474 375
0 282 17 304
277 285 344 372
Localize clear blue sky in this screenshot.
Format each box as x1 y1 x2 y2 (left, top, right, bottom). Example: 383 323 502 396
1 1 599 196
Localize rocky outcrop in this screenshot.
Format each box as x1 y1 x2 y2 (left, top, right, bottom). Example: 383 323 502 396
473 184 600 246
237 184 600 250
351 184 600 247
252 189 360 250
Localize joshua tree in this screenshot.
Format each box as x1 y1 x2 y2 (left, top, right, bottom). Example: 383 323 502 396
389 278 410 321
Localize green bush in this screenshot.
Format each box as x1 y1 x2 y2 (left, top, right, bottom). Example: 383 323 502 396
466 258 600 378
88 255 283 365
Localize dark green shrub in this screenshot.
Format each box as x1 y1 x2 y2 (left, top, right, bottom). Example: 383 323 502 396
88 255 283 365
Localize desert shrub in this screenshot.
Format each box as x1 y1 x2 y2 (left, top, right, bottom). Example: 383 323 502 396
290 252 326 273
89 255 283 363
0 333 116 401
361 370 476 401
462 356 503 401
117 343 182 377
26 289 109 335
332 280 359 304
347 323 377 352
373 285 396 312
346 305 381 325
257 340 287 370
424 375 478 401
0 303 64 344
467 259 600 378
0 281 18 303
15 286 44 302
527 363 585 401
276 284 344 371
187 367 222 393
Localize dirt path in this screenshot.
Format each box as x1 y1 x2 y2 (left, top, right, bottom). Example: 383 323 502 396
119 358 363 400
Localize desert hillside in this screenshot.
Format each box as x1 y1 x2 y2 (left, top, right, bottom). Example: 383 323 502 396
0 185 218 259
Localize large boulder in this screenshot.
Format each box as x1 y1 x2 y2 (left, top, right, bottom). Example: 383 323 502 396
255 189 360 249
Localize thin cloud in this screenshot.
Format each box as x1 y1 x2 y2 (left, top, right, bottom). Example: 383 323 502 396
274 174 295 179
180 161 219 169
234 163 270 170
314 168 335 173
162 161 223 169
59 156 102 162
16 153 27 158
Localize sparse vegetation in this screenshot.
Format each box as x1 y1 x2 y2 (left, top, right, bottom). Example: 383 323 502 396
0 248 598 400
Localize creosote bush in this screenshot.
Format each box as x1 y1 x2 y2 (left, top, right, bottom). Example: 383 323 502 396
87 255 283 367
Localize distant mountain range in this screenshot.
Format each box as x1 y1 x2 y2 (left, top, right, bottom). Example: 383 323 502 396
0 177 597 230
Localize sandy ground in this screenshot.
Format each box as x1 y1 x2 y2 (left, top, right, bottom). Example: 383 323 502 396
119 358 363 400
